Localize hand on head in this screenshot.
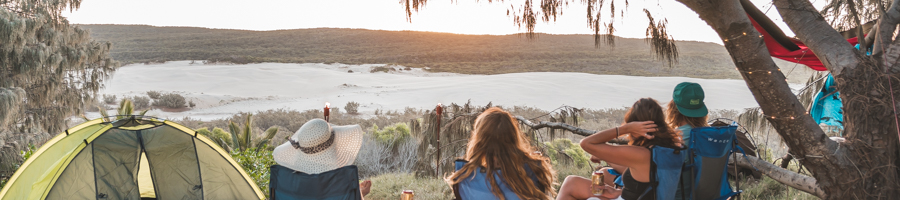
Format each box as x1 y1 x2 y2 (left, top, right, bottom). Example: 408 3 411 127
621 121 656 139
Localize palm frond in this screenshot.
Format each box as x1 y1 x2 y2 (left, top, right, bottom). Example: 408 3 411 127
242 114 253 151
98 106 110 122
228 121 241 151
255 126 279 148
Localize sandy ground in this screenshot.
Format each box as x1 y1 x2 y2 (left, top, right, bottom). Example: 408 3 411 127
91 61 767 120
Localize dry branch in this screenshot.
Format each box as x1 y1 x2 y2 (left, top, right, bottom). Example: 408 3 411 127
730 153 825 198
514 115 628 145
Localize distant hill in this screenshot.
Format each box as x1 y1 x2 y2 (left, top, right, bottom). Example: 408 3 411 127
80 24 810 79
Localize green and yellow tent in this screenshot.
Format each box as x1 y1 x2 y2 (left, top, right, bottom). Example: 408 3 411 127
0 116 265 200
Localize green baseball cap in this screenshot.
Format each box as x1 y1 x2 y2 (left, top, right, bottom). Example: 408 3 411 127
673 82 708 117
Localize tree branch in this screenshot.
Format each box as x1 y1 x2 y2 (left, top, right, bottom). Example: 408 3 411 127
876 0 900 60
773 0 861 75
514 115 629 145
730 153 826 198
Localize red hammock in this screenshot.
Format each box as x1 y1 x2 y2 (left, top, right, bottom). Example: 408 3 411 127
742 0 861 71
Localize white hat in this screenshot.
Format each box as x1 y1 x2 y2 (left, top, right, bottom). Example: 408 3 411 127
272 119 363 174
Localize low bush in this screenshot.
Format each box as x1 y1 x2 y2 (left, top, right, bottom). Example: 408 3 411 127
152 93 186 108
103 94 117 105
146 91 161 99
196 127 232 148
132 96 151 110
370 65 396 73
369 123 411 147
345 101 360 115
544 138 592 168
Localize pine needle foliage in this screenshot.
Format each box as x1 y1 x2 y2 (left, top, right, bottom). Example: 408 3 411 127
0 0 118 133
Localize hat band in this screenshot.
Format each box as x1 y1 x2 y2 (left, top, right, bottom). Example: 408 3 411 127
288 130 335 154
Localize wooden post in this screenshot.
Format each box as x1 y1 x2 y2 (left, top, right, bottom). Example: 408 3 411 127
435 103 443 176
324 102 330 122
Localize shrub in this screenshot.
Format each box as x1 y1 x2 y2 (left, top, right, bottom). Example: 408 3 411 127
103 94 117 104
355 134 418 177
370 123 411 147
196 127 233 148
132 96 151 109
370 65 396 73
146 91 162 99
544 138 592 168
230 148 276 198
189 100 196 108
152 93 186 108
345 101 360 115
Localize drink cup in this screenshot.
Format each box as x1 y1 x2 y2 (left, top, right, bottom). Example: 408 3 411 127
400 190 414 200
591 170 604 196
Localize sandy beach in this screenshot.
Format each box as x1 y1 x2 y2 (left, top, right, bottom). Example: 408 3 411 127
94 61 763 120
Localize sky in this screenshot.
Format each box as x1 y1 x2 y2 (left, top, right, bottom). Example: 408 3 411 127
62 0 824 45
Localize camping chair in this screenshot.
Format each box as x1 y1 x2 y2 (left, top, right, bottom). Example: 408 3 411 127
636 146 685 200
269 165 362 200
683 124 747 200
451 160 546 200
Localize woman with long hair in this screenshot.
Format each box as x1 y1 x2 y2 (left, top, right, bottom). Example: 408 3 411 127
667 82 709 146
557 98 682 200
667 82 708 200
447 107 557 200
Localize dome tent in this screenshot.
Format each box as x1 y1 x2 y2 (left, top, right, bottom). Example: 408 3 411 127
0 116 264 200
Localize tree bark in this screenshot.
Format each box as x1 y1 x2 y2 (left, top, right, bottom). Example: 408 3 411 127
773 0 862 75
672 0 900 199
731 153 825 198
873 0 900 58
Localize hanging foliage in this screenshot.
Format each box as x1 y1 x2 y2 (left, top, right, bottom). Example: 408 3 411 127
0 0 118 133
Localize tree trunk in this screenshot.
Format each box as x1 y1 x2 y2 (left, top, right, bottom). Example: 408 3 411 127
674 0 900 199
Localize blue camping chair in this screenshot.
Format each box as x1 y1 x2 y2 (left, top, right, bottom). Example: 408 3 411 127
451 160 545 200
684 125 745 200
269 165 362 200
636 146 685 200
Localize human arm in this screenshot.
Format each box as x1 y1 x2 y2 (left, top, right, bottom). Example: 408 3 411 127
579 121 656 182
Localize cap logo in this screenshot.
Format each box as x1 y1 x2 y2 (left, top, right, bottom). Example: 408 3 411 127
690 99 700 105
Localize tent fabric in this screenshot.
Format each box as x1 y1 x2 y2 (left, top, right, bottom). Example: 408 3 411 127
269 165 361 200
741 0 860 71
0 117 265 200
811 74 845 132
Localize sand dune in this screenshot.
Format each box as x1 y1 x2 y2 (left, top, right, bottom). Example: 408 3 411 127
97 61 763 120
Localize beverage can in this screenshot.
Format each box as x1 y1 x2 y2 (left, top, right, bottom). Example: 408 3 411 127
591 170 604 195
400 190 414 200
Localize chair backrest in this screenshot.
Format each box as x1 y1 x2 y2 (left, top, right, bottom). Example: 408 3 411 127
269 165 361 200
452 160 543 200
646 146 685 200
686 125 741 200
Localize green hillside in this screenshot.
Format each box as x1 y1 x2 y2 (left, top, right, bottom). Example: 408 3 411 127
80 24 782 79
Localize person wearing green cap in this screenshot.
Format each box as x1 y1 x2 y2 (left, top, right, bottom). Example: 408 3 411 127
667 82 709 200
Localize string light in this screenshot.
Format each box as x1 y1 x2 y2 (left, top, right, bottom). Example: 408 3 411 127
734 67 785 76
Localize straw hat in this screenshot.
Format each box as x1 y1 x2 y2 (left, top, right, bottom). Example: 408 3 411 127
272 119 363 174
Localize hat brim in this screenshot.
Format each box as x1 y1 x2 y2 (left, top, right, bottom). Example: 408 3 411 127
272 124 364 174
676 103 709 118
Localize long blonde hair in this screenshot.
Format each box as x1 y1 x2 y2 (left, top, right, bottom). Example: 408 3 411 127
665 101 709 129
446 107 557 200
